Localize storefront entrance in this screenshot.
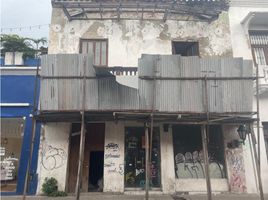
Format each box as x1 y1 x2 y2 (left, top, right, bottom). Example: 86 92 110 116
124 127 161 189
0 118 24 192
68 123 105 193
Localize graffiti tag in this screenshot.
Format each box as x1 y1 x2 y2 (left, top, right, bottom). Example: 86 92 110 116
41 145 67 171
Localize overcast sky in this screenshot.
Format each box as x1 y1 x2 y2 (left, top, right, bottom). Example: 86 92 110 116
1 0 52 40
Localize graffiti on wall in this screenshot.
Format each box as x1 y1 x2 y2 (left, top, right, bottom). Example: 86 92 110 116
175 151 225 179
226 148 247 193
104 143 124 175
41 144 67 171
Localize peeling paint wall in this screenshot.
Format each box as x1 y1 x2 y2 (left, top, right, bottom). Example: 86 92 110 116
160 124 175 194
229 6 268 194
223 125 248 193
36 123 71 194
49 9 232 67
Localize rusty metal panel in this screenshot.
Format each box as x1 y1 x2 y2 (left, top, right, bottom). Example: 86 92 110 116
40 54 253 113
118 84 139 110
98 77 120 110
85 79 99 110
180 57 203 112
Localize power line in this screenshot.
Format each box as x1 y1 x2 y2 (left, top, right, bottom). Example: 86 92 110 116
1 24 50 32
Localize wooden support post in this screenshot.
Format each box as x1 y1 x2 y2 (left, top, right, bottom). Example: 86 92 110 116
22 120 36 200
145 123 150 200
255 64 264 200
22 58 40 200
75 112 86 200
250 126 264 200
201 125 212 200
75 56 87 200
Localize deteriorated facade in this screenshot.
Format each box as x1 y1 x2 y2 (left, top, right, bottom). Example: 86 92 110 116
35 0 268 196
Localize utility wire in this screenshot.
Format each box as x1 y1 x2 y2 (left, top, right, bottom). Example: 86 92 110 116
1 24 50 32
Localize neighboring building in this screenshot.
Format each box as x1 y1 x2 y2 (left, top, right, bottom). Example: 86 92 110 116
229 0 268 194
0 54 41 195
33 0 266 197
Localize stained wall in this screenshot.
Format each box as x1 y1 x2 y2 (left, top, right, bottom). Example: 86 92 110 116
48 9 232 67
36 123 71 194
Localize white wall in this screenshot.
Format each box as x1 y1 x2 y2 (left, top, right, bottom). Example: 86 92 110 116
229 6 268 193
160 124 176 194
36 123 71 194
49 9 232 67
103 121 125 193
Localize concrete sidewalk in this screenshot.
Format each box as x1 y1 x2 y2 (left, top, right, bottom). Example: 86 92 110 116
1 193 268 200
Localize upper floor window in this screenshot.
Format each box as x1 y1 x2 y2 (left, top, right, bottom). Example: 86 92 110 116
249 31 268 66
172 41 199 56
80 39 108 67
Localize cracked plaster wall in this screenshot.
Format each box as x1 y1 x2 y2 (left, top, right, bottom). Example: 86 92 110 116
229 6 268 194
48 8 233 67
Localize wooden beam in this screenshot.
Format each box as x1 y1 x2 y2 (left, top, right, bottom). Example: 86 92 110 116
75 55 87 200
201 125 212 200
249 127 264 200
22 60 40 200
163 9 168 22
255 64 265 200
62 5 72 21
75 112 86 200
145 123 150 200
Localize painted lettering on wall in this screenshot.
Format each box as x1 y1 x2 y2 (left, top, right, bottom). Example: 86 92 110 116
175 151 225 179
105 143 119 152
41 145 67 171
226 148 247 193
104 143 124 175
104 153 120 159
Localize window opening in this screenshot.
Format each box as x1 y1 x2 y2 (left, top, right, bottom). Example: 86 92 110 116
172 125 226 179
80 39 108 67
172 41 199 56
249 31 268 66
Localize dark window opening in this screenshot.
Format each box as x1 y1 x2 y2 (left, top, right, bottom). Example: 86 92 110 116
172 125 226 179
263 122 268 161
172 41 199 56
80 39 108 67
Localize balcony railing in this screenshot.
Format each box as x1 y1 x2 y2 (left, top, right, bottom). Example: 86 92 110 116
108 67 138 76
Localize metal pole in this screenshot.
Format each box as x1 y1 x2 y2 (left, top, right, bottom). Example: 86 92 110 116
255 64 264 200
75 112 86 200
22 57 40 200
145 123 150 200
201 125 212 200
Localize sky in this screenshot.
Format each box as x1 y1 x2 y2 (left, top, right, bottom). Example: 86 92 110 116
1 0 52 40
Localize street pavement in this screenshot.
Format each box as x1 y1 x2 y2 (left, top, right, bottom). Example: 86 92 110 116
1 193 268 200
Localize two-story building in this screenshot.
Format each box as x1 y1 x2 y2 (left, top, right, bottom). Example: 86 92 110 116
33 0 267 198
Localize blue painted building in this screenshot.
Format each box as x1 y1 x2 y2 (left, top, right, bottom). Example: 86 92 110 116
0 58 41 195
